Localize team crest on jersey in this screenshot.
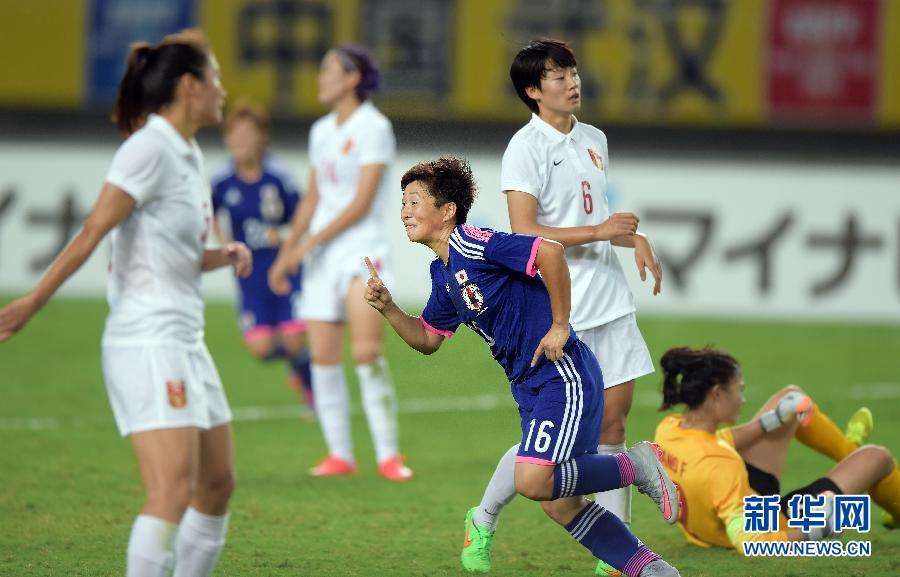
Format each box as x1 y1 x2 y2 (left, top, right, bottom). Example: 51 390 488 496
455 269 469 285
260 184 284 221
461 283 484 311
166 379 187 409
587 148 604 171
225 188 242 206
342 139 354 155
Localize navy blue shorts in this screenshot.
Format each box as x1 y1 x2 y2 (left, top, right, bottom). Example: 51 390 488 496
237 268 303 338
514 339 604 466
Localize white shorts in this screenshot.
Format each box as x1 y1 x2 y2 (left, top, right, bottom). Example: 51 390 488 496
299 244 394 322
576 313 654 389
101 342 233 436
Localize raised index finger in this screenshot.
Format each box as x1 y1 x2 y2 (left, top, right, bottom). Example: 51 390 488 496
364 257 380 279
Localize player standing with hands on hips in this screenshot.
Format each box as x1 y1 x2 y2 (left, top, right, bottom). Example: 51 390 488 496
463 39 664 575
269 44 412 481
364 156 680 577
0 30 249 577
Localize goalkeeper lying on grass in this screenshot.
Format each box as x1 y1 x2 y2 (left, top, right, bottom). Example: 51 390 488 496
653 346 899 552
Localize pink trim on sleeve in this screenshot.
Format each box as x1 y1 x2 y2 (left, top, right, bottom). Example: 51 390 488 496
420 317 454 338
526 237 543 277
516 456 556 466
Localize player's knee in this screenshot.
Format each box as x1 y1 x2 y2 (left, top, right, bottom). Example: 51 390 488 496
859 445 894 476
351 343 381 366
515 475 553 501
147 475 194 513
200 469 236 505
539 499 580 525
599 414 627 444
244 338 275 360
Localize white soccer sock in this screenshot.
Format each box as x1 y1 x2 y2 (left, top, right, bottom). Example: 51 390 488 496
127 515 177 577
595 442 632 524
311 363 354 462
473 444 519 531
356 357 399 464
173 507 230 577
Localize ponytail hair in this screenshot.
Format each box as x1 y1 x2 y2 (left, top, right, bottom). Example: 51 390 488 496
332 44 381 101
112 29 211 135
659 346 740 411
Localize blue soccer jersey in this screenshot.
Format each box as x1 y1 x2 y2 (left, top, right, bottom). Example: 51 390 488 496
211 157 302 330
420 224 605 464
421 224 576 384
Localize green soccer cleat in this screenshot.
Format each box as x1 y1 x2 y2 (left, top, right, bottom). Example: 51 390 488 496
461 507 494 573
595 559 624 576
883 512 897 530
845 407 873 445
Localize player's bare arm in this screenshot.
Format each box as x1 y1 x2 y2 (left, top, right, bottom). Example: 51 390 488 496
269 170 319 294
611 232 663 295
363 256 444 355
0 182 135 341
507 189 638 246
201 242 253 278
530 238 571 366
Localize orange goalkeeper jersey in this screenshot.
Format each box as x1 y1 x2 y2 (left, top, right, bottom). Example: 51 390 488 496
654 414 789 551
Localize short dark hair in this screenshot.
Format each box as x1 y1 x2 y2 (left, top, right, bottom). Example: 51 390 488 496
510 39 577 113
224 98 270 135
112 29 211 135
659 347 741 411
400 156 477 225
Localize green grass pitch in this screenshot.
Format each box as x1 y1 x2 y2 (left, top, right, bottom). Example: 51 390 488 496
1 297 898 576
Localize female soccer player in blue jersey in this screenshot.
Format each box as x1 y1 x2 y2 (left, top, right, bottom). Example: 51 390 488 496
211 100 313 410
363 157 680 577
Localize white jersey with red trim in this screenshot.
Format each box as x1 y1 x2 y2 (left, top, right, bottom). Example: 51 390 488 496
308 100 395 258
102 114 212 346
501 113 634 331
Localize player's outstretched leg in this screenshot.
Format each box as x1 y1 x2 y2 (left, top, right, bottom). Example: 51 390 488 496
461 507 494 573
844 407 873 445
542 441 679 524
543 498 679 577
625 442 679 524
460 444 518 572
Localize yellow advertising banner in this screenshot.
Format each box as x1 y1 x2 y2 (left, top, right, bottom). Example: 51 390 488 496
0 0 897 128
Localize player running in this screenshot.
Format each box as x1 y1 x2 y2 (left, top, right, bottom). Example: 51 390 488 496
269 44 411 481
364 156 680 577
464 38 664 575
0 30 248 577
211 99 313 411
653 346 900 550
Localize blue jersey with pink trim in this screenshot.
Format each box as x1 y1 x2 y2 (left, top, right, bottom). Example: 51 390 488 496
421 224 576 384
211 157 301 295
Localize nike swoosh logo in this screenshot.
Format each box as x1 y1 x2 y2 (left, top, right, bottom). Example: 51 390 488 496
553 159 564 166
659 471 673 521
463 528 472 548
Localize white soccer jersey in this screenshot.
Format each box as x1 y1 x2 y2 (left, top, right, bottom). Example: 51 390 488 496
501 113 634 331
102 114 212 346
308 100 395 257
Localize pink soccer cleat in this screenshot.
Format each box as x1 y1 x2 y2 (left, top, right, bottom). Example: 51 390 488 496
378 455 414 482
309 455 357 477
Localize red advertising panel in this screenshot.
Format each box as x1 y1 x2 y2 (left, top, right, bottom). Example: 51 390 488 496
767 0 880 122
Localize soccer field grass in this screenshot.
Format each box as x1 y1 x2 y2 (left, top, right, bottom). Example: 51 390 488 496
1 298 898 576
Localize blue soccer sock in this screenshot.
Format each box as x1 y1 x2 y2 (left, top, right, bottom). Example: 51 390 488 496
566 502 659 577
553 453 635 499
262 343 287 361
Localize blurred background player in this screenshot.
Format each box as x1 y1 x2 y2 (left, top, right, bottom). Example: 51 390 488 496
365 156 680 577
464 39 663 575
0 30 250 577
269 44 412 481
654 346 900 551
211 99 314 413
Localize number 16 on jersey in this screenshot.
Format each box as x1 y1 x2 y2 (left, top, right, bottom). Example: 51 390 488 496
524 419 555 453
